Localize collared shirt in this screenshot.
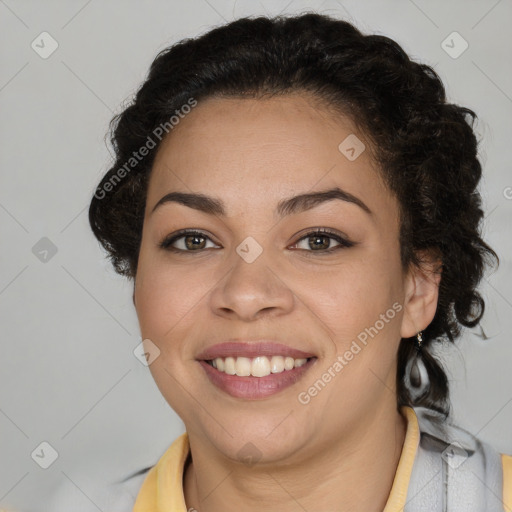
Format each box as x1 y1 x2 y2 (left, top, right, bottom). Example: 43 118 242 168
45 406 512 511
132 406 512 511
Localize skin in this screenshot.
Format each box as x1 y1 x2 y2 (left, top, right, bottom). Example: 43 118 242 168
133 92 440 512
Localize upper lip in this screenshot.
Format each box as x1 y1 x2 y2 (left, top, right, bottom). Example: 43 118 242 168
196 340 316 360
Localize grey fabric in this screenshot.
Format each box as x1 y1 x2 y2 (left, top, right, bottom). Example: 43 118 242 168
405 407 504 512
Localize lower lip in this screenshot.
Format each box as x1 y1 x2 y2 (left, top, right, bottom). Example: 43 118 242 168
198 358 317 399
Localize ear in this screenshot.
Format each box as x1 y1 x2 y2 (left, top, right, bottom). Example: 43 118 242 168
400 249 442 338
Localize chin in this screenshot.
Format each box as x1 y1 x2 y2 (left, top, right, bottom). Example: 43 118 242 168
190 411 312 466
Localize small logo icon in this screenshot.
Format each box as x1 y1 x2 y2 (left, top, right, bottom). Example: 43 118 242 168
32 237 58 263
236 442 263 467
236 236 263 263
338 134 365 161
441 441 468 469
441 32 468 59
134 338 161 366
31 32 59 59
31 441 59 469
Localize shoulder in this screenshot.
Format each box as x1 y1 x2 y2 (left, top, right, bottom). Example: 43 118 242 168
46 466 153 512
502 453 512 512
409 407 510 511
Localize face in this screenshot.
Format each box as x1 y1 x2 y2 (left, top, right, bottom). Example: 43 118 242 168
133 93 422 465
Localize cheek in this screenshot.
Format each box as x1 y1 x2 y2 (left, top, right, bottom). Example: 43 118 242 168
134 255 223 360
309 270 403 412
134 253 192 339
136 286 192 342
297 255 403 342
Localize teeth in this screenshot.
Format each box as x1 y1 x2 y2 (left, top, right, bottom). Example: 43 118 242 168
235 357 252 377
209 356 309 377
224 357 236 375
251 356 271 377
270 355 284 373
284 357 295 370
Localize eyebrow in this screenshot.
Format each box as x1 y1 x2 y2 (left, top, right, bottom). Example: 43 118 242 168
150 187 372 218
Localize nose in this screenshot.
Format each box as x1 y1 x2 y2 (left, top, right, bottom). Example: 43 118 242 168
209 243 295 322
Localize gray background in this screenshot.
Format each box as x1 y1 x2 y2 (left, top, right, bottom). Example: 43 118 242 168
1 0 511 510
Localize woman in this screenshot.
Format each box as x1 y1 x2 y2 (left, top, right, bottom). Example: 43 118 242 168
85 12 510 512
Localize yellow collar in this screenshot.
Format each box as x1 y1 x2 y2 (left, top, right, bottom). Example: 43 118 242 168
133 406 420 512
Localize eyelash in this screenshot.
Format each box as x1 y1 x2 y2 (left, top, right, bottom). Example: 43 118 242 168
158 228 354 255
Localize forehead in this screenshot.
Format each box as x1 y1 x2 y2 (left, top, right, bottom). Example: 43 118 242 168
146 93 393 219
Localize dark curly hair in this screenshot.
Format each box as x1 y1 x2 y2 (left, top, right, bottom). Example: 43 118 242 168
89 12 498 415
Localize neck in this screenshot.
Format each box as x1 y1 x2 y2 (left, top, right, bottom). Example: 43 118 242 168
183 404 407 512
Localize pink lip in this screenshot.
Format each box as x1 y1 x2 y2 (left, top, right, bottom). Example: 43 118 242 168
196 341 316 361
198 358 317 399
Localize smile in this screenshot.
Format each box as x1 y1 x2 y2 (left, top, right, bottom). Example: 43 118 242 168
196 340 318 399
199 356 317 399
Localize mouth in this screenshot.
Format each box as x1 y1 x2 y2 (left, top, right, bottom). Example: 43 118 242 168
196 341 318 399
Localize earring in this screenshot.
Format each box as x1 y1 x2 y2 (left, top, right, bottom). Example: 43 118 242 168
404 331 430 402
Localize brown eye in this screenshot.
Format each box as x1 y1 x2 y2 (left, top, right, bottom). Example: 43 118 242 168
290 229 354 253
307 234 334 250
159 230 219 252
183 233 207 250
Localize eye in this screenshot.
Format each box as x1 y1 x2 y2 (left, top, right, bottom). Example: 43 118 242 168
290 228 354 253
159 230 219 252
159 228 354 254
